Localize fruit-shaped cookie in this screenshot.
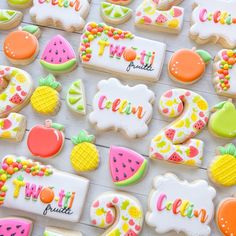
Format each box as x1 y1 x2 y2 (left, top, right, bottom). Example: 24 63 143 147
8 0 32 9
40 35 77 75
3 25 40 65
66 80 86 115
70 130 99 172
27 120 65 158
209 143 236 186
0 9 23 30
168 48 211 84
30 74 61 115
109 146 148 186
216 196 236 236
209 100 236 138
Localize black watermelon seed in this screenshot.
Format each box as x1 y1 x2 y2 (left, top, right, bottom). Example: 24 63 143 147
59 41 62 44
124 173 127 178
59 58 62 63
128 159 132 163
11 234 16 236
21 229 25 234
116 176 119 181
122 163 126 168
115 168 118 172
16 225 21 228
130 167 134 172
118 152 123 156
136 161 140 165
51 59 54 62
7 227 12 231
49 49 52 53
113 157 116 162
63 49 66 53
54 42 57 46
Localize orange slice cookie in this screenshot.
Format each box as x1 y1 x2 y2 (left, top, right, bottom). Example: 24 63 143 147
168 48 211 84
216 196 236 236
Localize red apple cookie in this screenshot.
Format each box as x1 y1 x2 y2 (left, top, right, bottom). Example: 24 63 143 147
27 120 64 158
216 196 236 236
168 48 211 84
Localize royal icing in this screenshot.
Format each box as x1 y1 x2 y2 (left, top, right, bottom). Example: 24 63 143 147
150 89 209 166
216 196 236 236
0 9 23 30
146 173 216 236
89 78 155 138
44 227 83 236
209 143 236 186
209 100 236 138
30 74 61 115
107 0 132 6
190 0 236 48
8 0 32 8
30 0 90 32
40 35 77 74
0 155 89 222
168 48 211 84
66 80 86 115
91 192 143 235
135 0 184 33
109 146 148 186
27 120 65 158
70 130 99 172
0 217 33 236
0 66 33 118
213 49 236 98
0 113 26 142
79 22 166 81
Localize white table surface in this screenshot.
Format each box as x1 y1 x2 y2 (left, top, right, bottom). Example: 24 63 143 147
0 0 236 235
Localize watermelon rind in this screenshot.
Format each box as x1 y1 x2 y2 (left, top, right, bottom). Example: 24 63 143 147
114 159 148 186
40 59 77 73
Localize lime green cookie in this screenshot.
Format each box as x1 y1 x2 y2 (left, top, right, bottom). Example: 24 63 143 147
8 0 32 9
0 9 23 30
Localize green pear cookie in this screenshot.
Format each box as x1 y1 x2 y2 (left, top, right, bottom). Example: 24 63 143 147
0 9 23 30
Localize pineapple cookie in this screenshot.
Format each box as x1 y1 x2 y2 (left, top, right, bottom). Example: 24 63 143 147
30 74 61 115
208 143 236 187
70 130 99 172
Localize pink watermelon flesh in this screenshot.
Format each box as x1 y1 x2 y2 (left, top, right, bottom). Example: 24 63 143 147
109 146 147 185
0 218 32 236
168 152 183 163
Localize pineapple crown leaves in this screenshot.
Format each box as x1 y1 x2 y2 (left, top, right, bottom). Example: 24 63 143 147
219 143 236 157
71 130 95 145
39 74 61 90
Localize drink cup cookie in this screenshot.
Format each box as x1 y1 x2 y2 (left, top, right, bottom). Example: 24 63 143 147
0 9 23 30
30 74 61 116
40 35 77 75
146 173 216 236
190 0 236 48
0 155 90 222
3 25 40 65
0 65 33 118
208 143 236 187
91 191 144 235
44 227 83 236
8 0 32 9
168 48 211 84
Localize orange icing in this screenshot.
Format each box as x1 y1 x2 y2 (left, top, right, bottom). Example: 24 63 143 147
4 31 37 60
168 49 205 83
217 198 236 236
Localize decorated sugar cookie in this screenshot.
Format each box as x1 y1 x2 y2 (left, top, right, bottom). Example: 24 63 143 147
216 195 236 236
150 89 209 166
70 130 99 172
0 9 23 30
109 146 148 186
30 74 61 115
0 217 33 236
209 143 236 186
44 227 82 236
190 0 236 48
0 113 26 142
66 80 86 115
79 22 166 81
27 120 65 158
30 0 90 32
209 100 236 138
4 25 40 65
91 192 144 235
89 78 155 138
8 0 32 9
146 173 216 236
40 35 77 75
213 49 236 98
100 2 132 25
0 66 33 118
135 0 184 34
0 155 89 222
168 48 211 84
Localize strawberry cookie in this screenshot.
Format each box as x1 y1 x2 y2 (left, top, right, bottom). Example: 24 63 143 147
3 25 40 65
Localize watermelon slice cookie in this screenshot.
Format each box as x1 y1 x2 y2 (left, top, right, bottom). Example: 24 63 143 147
0 9 23 30
0 217 33 236
109 146 148 186
40 35 77 75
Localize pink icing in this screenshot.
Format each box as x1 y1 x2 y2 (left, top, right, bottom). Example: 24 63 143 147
199 8 207 22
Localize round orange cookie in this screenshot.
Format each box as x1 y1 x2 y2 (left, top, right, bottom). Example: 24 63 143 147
168 48 211 84
216 197 236 236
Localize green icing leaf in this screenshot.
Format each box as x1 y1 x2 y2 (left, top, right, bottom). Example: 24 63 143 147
219 143 236 157
39 74 61 90
71 130 95 145
22 25 39 35
213 101 227 110
51 123 64 131
196 50 212 63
